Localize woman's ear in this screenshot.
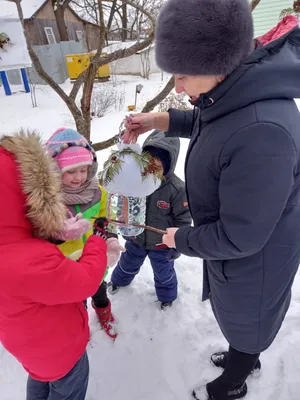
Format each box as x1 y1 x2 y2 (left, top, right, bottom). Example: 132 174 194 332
217 75 225 84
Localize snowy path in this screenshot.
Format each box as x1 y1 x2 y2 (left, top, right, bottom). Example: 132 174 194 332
1 256 300 400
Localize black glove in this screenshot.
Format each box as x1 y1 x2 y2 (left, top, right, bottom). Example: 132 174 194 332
93 218 109 240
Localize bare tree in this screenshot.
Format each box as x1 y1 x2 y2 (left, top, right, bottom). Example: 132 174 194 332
11 0 155 151
71 0 99 24
71 0 163 42
10 0 264 152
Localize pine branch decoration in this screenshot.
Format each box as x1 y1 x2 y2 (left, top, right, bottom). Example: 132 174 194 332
98 148 164 186
280 7 295 18
99 157 123 186
0 32 12 52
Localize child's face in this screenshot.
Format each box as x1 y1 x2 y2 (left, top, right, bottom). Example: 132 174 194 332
152 157 164 175
62 165 89 188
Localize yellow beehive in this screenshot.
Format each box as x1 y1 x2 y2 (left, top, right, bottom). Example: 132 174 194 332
65 52 110 81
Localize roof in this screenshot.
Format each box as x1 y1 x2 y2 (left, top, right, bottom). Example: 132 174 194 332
0 0 97 26
0 0 45 19
22 0 46 19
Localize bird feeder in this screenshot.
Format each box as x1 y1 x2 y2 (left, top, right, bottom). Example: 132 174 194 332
127 84 144 111
99 122 166 237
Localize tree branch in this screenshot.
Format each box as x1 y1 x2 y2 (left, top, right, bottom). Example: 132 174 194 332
142 75 175 113
93 135 119 151
79 0 107 139
250 0 261 12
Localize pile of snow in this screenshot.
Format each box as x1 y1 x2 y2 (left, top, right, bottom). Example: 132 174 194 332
0 1 18 18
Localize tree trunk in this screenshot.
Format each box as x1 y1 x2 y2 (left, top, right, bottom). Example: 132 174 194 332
107 0 118 37
75 115 91 141
53 2 69 41
121 1 127 42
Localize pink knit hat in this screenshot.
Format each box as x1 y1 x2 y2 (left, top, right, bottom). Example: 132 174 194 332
46 128 98 179
55 146 93 173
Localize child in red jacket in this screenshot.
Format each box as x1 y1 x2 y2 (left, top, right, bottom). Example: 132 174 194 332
0 132 108 400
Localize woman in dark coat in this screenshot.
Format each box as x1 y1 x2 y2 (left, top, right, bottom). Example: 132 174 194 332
123 0 300 399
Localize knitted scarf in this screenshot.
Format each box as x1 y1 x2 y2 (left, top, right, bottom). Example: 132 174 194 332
62 177 99 206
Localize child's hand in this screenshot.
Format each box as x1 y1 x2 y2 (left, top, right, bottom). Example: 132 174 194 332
93 218 109 240
54 215 91 241
106 238 125 267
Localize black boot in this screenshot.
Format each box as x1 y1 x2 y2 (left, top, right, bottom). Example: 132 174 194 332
211 351 261 373
161 301 172 310
192 380 247 400
107 282 120 295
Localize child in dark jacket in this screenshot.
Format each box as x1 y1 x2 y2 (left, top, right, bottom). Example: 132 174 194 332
109 130 192 309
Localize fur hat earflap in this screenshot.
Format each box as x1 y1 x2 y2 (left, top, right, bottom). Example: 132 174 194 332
155 0 254 76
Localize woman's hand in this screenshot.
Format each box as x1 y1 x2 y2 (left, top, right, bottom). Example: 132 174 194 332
123 114 155 143
122 112 170 143
163 228 179 248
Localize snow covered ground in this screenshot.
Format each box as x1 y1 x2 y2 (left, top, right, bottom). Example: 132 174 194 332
1 75 300 400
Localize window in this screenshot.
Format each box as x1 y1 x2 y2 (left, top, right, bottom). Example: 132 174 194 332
44 27 56 45
76 31 83 41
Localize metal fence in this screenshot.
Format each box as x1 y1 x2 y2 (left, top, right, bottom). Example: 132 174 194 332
6 41 87 85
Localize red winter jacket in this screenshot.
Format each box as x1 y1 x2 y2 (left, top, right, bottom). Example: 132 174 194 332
0 133 107 382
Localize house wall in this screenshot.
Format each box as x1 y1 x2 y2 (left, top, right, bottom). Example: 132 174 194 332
251 0 292 37
84 24 100 51
6 41 87 85
24 0 98 48
110 47 160 76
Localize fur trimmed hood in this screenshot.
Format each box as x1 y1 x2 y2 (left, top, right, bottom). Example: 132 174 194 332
0 131 66 239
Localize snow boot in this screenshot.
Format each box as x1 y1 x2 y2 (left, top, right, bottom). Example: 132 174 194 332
161 301 172 310
192 382 247 400
92 299 117 340
107 281 120 295
211 351 261 373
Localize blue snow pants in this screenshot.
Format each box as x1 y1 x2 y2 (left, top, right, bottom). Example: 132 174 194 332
26 351 89 400
111 241 178 302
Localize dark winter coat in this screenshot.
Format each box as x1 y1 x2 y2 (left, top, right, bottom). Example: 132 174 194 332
168 26 300 353
135 130 192 250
